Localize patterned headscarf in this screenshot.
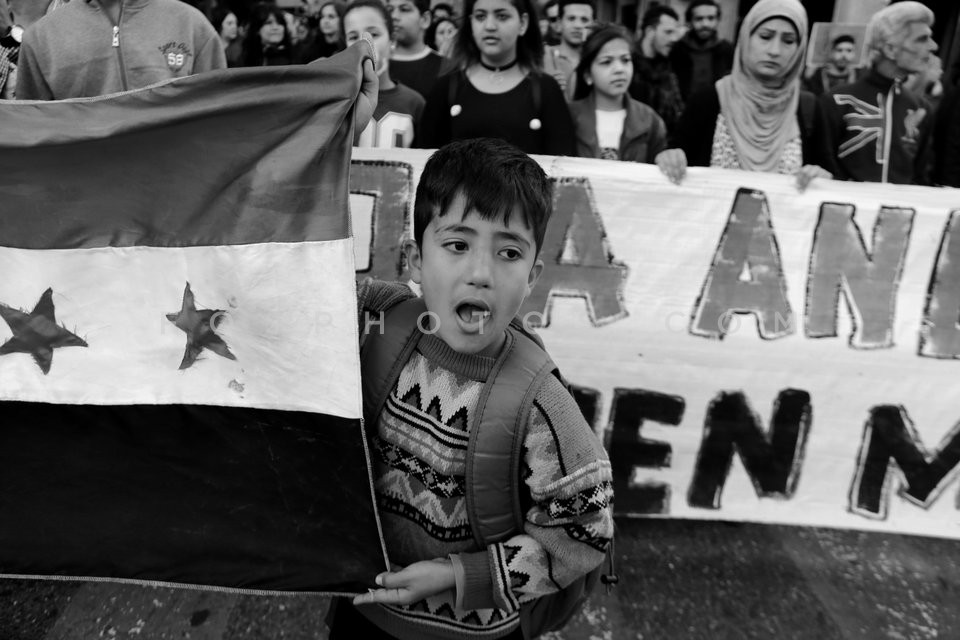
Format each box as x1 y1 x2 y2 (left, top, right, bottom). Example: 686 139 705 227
715 0 808 172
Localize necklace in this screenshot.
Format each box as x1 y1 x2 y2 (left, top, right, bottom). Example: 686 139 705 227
479 57 518 84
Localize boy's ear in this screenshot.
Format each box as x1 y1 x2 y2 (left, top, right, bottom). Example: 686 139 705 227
526 258 544 296
403 239 424 284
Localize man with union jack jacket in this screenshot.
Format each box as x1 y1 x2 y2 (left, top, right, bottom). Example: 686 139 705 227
815 2 937 185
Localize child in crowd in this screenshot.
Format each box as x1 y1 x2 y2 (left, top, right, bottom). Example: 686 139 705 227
415 0 576 156
570 24 667 162
329 138 614 639
344 0 425 148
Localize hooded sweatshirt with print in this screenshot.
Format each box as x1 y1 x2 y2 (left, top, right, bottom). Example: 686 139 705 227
17 0 226 100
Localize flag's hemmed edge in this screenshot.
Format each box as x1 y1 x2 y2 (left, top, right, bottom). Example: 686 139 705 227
0 573 362 597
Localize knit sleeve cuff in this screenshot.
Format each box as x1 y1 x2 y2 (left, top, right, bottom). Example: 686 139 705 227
449 551 497 611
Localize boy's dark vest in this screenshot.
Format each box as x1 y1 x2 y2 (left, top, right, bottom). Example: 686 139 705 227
360 298 616 639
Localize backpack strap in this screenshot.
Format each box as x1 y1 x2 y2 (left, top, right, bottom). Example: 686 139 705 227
360 297 428 433
448 69 461 111
466 326 557 547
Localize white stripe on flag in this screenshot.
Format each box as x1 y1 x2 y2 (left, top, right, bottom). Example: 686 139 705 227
0 240 360 420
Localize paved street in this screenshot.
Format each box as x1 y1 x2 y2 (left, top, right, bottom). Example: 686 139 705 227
3 519 959 640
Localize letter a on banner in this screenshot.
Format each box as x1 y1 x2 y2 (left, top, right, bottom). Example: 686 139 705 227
521 177 628 327
691 189 792 339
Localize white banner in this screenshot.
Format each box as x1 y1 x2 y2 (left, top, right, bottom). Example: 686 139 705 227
350 147 960 540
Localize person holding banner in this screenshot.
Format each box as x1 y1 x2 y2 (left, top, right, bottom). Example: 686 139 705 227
414 0 576 155
569 23 668 162
333 138 613 640
654 0 830 192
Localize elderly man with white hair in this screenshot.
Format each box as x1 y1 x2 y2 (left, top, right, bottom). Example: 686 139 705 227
814 1 937 184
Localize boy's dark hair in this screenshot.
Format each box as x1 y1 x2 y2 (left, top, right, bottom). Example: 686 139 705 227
432 2 454 17
343 0 391 36
573 23 633 100
641 5 678 32
452 0 544 70
413 139 553 255
559 0 595 19
684 0 720 24
832 33 856 48
405 0 432 17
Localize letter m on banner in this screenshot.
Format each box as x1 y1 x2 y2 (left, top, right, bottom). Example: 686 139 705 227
850 406 960 519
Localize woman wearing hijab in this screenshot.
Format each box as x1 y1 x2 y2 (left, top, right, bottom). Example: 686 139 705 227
655 0 829 190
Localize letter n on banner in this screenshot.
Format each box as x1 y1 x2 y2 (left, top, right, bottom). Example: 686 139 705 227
350 161 414 281
691 189 792 339
850 406 960 518
920 210 960 358
688 390 811 509
805 203 913 348
521 178 627 327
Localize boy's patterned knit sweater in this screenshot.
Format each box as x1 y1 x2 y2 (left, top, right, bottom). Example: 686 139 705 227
358 280 614 640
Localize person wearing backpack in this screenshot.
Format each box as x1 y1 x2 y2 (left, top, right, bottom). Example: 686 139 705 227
327 138 614 639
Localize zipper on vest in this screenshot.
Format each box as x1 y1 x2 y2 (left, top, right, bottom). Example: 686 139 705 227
881 82 896 184
102 1 129 92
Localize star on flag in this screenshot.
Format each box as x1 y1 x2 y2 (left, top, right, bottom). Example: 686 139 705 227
0 284 237 374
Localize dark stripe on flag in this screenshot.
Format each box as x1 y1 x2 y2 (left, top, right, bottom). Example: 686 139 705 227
0 401 383 593
0 49 369 250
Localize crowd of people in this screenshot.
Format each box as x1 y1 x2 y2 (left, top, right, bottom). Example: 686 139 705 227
0 0 957 187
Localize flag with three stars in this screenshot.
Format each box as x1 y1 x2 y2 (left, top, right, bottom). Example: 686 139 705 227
0 42 387 594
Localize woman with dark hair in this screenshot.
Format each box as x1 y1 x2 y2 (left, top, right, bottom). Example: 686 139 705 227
426 16 458 57
212 7 244 67
414 0 575 155
655 0 830 190
298 0 346 61
242 4 296 67
570 23 667 162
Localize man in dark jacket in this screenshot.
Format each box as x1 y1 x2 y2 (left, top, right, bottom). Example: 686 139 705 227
629 4 684 136
669 0 732 100
802 33 860 96
815 1 937 184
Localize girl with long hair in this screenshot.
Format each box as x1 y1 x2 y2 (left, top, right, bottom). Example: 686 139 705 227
242 4 296 67
570 23 667 162
415 0 575 155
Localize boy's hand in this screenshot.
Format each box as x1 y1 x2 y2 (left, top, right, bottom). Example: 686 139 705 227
354 56 378 133
353 559 456 606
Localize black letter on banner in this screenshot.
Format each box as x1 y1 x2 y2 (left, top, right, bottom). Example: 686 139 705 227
688 390 811 509
570 385 601 429
920 211 960 358
850 406 960 518
806 203 913 348
691 189 792 339
350 161 414 281
608 389 684 514
520 177 628 328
